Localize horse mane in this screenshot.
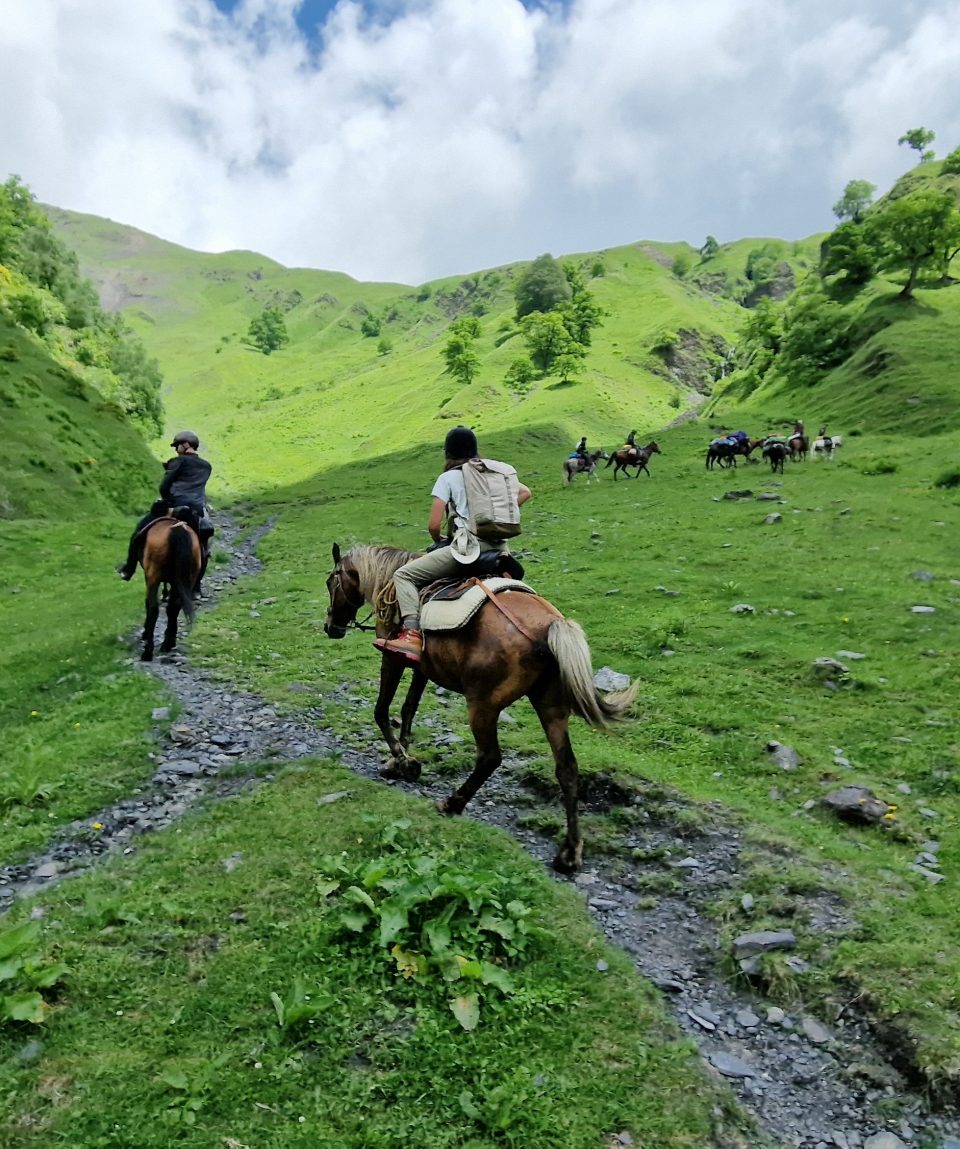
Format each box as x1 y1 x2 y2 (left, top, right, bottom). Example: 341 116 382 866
345 544 421 601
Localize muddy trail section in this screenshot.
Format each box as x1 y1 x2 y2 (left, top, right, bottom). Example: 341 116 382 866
2 516 957 1149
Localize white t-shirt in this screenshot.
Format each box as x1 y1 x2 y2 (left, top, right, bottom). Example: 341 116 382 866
431 469 469 531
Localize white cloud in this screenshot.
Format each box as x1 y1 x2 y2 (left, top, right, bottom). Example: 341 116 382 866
1 0 958 282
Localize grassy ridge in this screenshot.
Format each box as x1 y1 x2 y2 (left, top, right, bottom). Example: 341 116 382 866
0 315 155 518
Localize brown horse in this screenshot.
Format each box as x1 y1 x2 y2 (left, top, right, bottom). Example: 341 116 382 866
324 543 637 872
604 440 662 480
139 517 202 661
788 434 808 461
562 448 608 484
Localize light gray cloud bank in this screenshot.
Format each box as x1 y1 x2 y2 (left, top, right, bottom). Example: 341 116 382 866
2 0 959 282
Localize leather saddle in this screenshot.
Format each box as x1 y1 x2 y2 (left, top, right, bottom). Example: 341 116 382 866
420 550 525 605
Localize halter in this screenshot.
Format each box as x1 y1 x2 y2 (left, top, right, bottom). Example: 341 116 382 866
328 568 376 635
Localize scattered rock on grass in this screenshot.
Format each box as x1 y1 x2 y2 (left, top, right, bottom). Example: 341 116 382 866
821 786 893 827
767 741 802 771
733 929 796 957
593 666 631 692
730 603 755 614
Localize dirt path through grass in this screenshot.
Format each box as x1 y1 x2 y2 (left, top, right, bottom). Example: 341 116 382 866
3 514 957 1149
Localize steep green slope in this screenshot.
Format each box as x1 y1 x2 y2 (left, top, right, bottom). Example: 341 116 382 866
51 209 822 496
0 314 155 518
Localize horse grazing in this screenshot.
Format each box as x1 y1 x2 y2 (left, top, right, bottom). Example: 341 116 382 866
811 434 843 460
138 517 202 661
562 448 608 484
762 440 789 474
605 441 662 480
324 543 637 872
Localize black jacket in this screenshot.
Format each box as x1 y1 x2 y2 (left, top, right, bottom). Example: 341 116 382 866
160 453 211 508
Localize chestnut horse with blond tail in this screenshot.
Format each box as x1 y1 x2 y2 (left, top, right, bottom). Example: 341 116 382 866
324 543 637 872
138 517 202 661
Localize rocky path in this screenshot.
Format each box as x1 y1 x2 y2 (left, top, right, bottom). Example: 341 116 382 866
2 517 957 1149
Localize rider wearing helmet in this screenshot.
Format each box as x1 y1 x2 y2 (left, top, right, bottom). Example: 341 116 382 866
116 431 214 589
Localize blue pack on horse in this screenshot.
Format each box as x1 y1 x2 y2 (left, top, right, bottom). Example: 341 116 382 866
324 543 637 872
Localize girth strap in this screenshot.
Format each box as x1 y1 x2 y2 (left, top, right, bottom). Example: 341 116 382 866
471 578 540 646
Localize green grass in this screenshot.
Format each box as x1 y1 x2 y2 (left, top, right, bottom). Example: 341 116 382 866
0 764 749 1149
0 518 167 863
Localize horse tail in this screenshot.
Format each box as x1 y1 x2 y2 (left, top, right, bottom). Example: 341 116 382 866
546 619 638 727
167 524 198 623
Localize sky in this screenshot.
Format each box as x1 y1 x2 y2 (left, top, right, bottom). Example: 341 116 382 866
2 0 960 285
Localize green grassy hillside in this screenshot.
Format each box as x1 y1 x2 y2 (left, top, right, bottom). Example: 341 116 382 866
50 209 827 497
0 314 156 518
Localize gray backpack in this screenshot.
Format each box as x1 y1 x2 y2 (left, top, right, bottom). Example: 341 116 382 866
460 458 522 542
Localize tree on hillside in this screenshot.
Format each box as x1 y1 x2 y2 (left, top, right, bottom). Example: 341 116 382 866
867 187 960 298
553 348 586 385
699 235 719 259
832 179 876 222
941 146 960 176
504 356 536 396
819 220 877 298
559 262 603 346
247 307 289 354
514 253 571 319
777 288 850 387
521 310 577 374
442 316 482 385
899 127 936 161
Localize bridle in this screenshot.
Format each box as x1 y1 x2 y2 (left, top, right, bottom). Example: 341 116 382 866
327 566 376 636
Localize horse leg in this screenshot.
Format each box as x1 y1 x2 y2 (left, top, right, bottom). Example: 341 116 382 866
160 589 180 653
398 669 428 755
141 578 161 662
529 681 582 873
375 656 421 781
437 699 501 816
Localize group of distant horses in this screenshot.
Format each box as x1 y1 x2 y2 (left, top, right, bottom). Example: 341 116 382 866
706 431 842 474
563 441 662 483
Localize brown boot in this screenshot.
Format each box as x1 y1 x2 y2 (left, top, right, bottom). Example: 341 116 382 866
382 628 423 663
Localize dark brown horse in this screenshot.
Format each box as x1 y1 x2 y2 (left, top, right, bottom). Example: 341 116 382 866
762 440 789 474
324 543 637 872
139 517 202 661
562 448 608 484
604 440 662 480
788 434 808 461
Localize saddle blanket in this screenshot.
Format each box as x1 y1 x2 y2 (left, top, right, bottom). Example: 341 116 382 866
421 577 535 632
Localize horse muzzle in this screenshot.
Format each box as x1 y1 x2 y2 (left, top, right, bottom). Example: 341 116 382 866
323 621 348 639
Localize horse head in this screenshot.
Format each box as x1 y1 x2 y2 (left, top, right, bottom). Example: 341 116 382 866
324 543 364 638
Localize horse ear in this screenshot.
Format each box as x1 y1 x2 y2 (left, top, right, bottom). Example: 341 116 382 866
332 542 341 565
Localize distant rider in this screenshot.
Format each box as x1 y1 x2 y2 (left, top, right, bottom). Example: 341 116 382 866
116 431 214 594
625 430 638 459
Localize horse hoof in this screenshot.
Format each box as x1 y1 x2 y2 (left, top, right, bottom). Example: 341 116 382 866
551 840 584 874
380 762 405 781
380 758 422 782
436 796 465 817
141 651 153 663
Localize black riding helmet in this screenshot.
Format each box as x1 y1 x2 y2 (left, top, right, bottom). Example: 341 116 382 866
170 431 200 448
444 425 478 459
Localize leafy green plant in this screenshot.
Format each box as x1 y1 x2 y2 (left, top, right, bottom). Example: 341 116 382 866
0 920 68 1026
318 819 539 1029
269 977 334 1031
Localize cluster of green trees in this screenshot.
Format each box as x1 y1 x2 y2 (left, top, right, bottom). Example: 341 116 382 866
441 253 602 393
731 132 960 393
0 175 164 434
246 306 290 355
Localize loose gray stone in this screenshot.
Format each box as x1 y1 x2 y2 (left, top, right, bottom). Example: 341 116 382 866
822 786 892 827
864 1135 907 1149
910 605 936 614
708 1051 756 1078
908 865 945 884
919 807 938 819
911 571 935 582
767 741 802 770
730 603 755 614
896 783 912 795
785 956 811 974
733 930 796 957
763 513 783 524
595 959 609 972
766 1007 786 1024
316 790 351 806
802 1017 833 1044
813 657 848 677
34 862 61 879
835 651 866 661
756 493 781 501
688 1003 721 1030
741 893 754 912
736 1009 760 1028
593 666 631 692
151 707 171 720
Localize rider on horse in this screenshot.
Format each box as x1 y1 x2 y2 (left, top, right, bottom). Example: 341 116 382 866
819 424 833 449
624 430 639 460
117 431 214 594
378 426 532 665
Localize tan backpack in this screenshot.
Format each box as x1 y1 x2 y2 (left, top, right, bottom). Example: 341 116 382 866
460 458 522 542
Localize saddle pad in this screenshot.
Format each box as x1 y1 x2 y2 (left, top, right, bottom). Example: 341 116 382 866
421 578 535 632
